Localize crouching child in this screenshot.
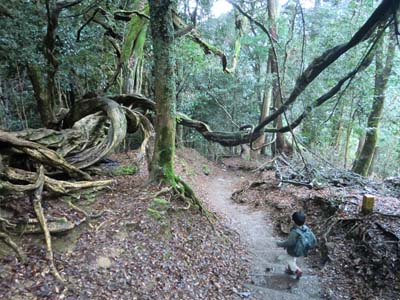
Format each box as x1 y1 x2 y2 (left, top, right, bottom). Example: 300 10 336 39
276 211 317 280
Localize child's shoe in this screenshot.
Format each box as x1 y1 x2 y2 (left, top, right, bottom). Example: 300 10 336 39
295 269 303 280
284 267 295 275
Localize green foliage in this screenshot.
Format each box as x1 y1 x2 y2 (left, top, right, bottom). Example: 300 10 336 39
180 158 196 176
202 164 211 175
0 0 399 177
147 208 164 220
112 165 138 176
152 197 171 207
147 197 171 221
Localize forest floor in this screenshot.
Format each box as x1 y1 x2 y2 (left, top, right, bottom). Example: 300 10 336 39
0 148 399 300
190 157 321 300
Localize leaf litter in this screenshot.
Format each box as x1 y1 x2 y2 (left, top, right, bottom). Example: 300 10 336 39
0 149 248 300
1 148 399 300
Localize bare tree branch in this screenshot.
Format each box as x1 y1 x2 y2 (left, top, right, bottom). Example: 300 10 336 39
253 0 399 136
114 9 150 21
103 36 123 93
56 0 84 10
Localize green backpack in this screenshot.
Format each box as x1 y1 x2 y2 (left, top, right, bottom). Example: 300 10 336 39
292 225 317 257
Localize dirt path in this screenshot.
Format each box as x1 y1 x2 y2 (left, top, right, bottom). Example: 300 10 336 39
204 172 321 300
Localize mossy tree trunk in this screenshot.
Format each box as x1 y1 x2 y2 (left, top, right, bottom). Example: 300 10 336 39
226 10 246 73
352 32 395 176
121 0 149 94
148 0 177 183
252 56 272 156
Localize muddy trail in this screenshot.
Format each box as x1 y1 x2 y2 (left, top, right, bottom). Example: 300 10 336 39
203 173 321 300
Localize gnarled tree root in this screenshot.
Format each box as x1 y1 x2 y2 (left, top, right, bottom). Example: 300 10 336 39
149 176 215 225
31 165 64 283
16 217 77 234
0 232 27 264
4 167 112 195
173 177 216 225
0 130 91 180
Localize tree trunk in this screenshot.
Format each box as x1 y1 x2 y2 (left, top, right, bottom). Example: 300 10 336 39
359 134 366 154
226 10 246 73
368 146 379 176
343 105 356 169
27 64 56 128
332 103 344 150
176 125 184 149
121 0 149 94
266 0 291 156
27 1 82 128
352 33 395 176
148 0 177 183
252 0 276 156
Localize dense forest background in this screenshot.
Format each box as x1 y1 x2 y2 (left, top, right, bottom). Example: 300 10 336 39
0 0 399 177
1 2 400 299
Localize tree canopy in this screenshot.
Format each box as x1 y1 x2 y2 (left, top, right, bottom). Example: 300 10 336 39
0 0 399 288
0 0 399 177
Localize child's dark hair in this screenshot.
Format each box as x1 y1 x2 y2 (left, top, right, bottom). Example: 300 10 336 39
292 211 305 226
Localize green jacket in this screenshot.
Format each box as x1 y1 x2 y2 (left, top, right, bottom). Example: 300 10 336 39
276 225 304 255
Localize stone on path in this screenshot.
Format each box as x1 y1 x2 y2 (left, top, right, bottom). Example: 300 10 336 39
96 256 112 268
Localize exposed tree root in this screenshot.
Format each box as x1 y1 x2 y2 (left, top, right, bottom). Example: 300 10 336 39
2 97 151 176
252 158 276 173
173 177 216 225
4 167 112 195
0 172 45 193
149 175 216 225
122 107 154 160
231 180 269 203
0 216 16 229
0 232 27 264
0 130 91 180
64 199 107 219
323 217 340 243
16 217 77 234
153 186 173 198
31 165 64 283
0 96 153 283
64 97 127 168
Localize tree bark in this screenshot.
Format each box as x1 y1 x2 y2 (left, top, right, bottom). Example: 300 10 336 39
252 0 277 156
148 0 177 183
121 1 149 94
352 32 395 176
368 146 379 176
343 100 356 169
27 64 56 128
27 1 83 128
226 10 246 73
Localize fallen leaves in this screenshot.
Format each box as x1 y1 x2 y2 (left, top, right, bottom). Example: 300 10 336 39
0 150 248 300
